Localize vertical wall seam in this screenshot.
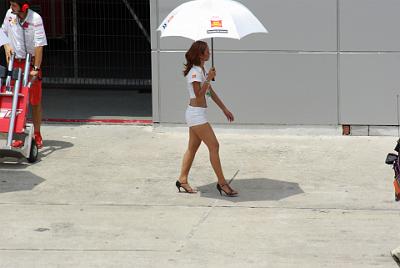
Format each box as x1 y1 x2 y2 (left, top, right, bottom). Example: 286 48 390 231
337 0 341 125
156 0 159 52
157 0 161 123
151 0 161 123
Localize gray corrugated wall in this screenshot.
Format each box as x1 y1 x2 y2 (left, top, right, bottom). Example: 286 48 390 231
151 0 400 125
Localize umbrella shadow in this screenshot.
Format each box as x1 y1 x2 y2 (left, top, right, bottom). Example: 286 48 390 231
197 178 304 202
0 171 45 194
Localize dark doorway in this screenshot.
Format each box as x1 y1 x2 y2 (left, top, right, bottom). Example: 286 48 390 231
0 0 152 121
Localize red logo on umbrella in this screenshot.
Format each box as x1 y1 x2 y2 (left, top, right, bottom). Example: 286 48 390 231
211 20 222 28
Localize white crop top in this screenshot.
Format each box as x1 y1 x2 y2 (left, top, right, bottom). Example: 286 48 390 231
186 65 211 99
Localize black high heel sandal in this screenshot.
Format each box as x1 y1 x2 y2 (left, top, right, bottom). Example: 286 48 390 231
216 183 238 197
176 180 197 193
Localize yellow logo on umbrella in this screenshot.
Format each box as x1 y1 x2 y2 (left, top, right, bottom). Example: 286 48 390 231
211 20 223 28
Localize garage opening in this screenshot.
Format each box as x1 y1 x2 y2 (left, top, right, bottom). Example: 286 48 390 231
0 0 152 122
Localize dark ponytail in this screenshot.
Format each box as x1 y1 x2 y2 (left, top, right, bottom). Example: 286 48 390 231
183 41 208 77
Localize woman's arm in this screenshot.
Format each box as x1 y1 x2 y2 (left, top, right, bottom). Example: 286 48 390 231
192 80 211 98
210 86 226 111
210 86 234 122
192 67 216 98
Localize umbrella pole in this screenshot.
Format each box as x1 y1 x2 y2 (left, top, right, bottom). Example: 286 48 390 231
211 38 214 68
211 38 215 81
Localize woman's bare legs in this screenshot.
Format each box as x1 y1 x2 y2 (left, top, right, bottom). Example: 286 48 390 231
178 127 202 191
191 123 238 194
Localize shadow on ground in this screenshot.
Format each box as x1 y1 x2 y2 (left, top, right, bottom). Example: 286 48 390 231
0 139 73 167
40 139 74 158
0 171 45 194
197 178 304 202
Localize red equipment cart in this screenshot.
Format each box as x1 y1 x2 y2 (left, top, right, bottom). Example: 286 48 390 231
0 53 38 163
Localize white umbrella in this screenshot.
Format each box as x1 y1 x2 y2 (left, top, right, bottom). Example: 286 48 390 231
157 0 268 66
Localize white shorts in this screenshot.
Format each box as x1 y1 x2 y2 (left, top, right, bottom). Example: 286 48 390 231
185 105 208 127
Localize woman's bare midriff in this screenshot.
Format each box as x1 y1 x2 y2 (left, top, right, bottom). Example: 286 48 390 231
189 98 207 108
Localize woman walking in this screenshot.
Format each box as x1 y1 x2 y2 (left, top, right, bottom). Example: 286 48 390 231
175 41 238 196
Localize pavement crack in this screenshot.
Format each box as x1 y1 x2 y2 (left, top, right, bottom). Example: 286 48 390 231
0 249 162 252
176 170 240 253
177 199 218 253
0 202 398 213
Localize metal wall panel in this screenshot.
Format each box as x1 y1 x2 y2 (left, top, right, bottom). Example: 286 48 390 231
339 0 400 125
153 0 400 126
157 0 337 51
340 0 400 51
158 51 187 123
150 0 159 51
340 53 400 125
159 52 338 124
151 51 160 122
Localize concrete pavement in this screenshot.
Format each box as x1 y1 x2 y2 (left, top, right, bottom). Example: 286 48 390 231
0 124 399 267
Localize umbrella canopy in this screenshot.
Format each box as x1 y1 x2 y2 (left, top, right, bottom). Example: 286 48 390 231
157 0 268 41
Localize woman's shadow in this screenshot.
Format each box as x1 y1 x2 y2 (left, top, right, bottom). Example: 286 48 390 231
197 178 304 202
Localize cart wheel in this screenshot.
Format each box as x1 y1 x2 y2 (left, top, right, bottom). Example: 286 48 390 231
27 139 38 163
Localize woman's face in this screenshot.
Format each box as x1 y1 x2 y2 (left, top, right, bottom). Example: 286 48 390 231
200 46 210 62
